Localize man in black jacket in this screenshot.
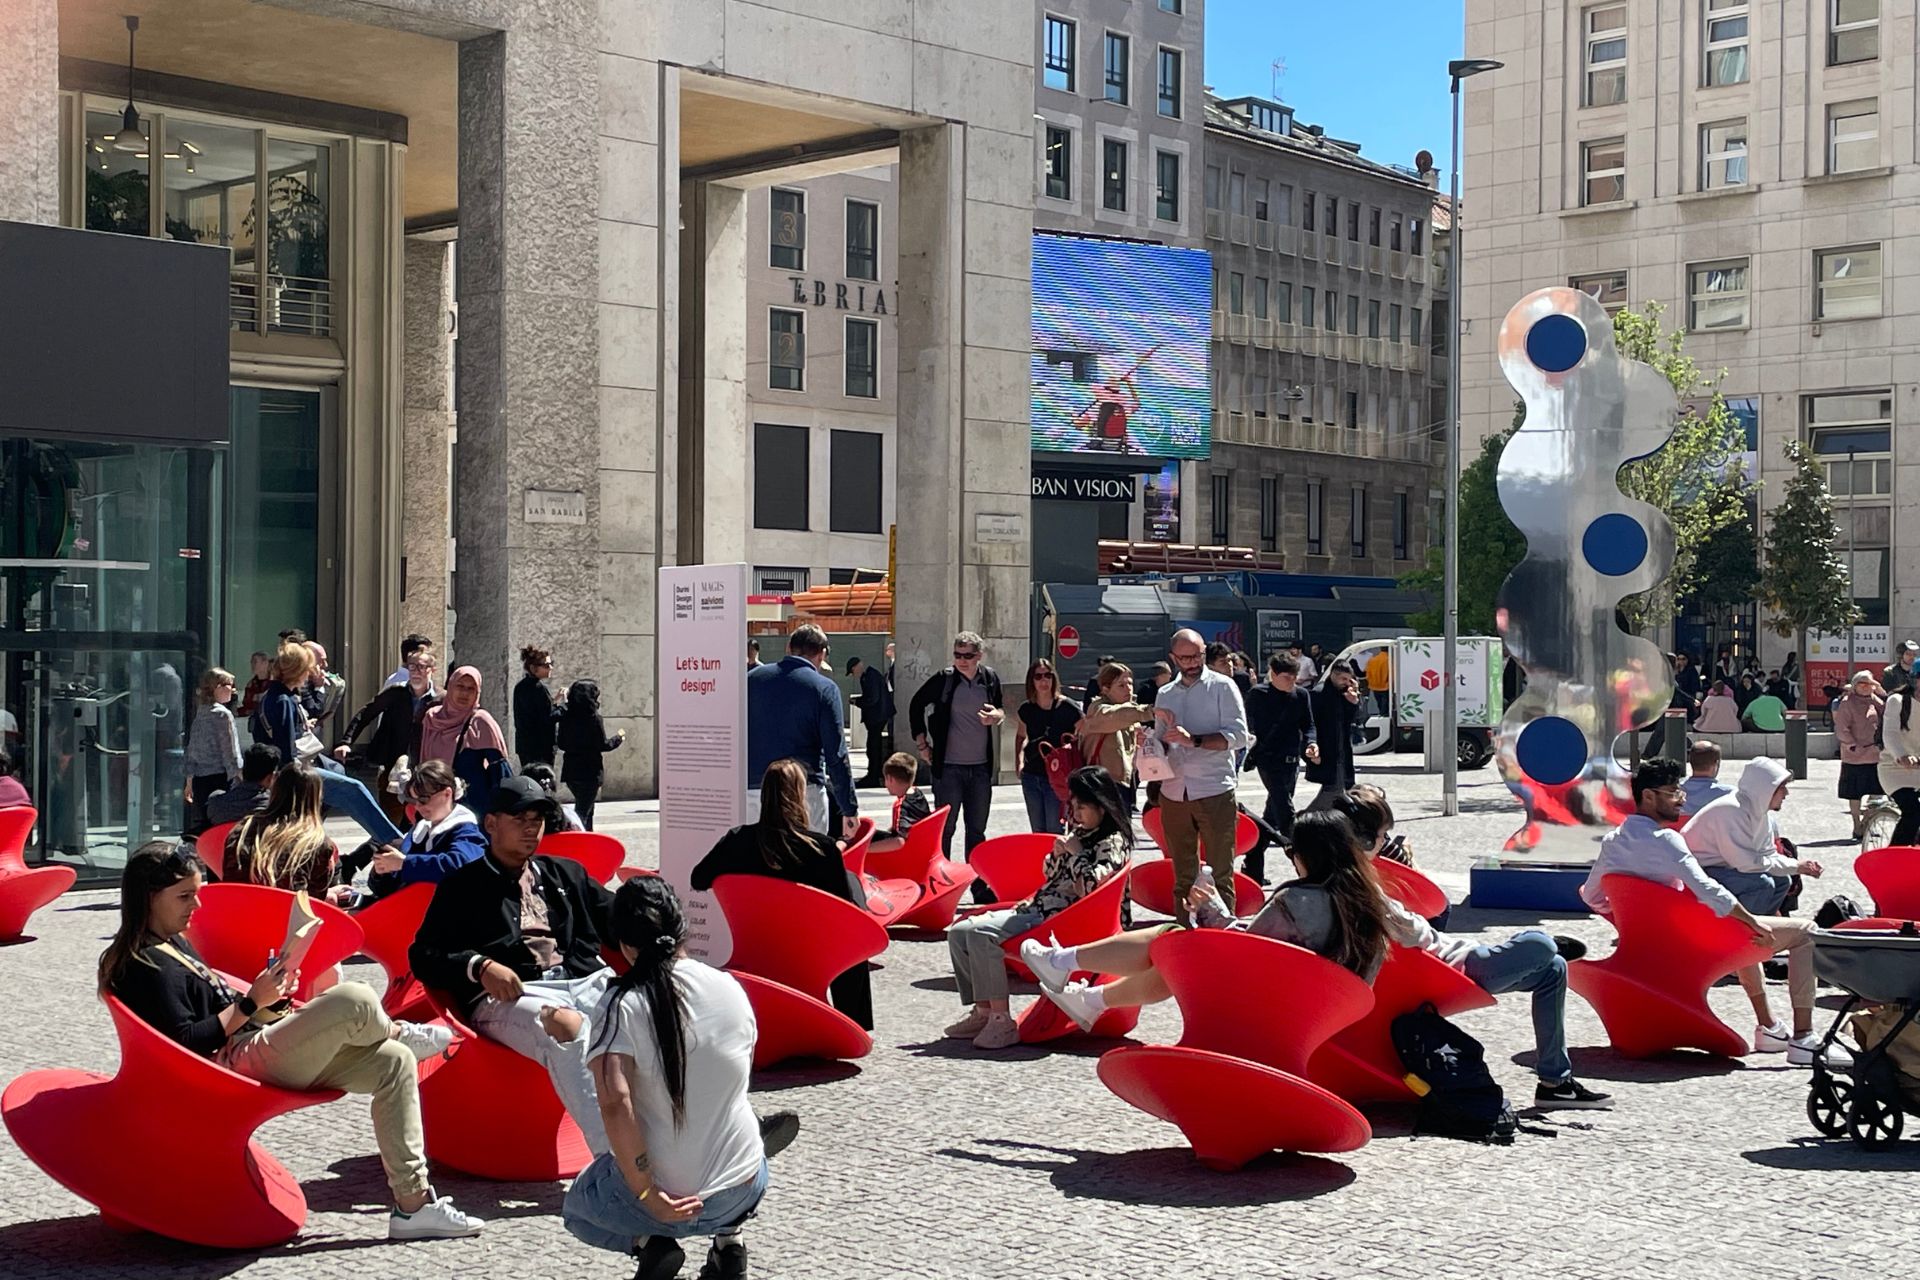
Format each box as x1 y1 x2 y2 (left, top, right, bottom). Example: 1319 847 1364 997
851 656 894 787
1242 654 1320 882
1305 664 1363 811
410 775 615 1154
909 630 1004 900
333 647 441 826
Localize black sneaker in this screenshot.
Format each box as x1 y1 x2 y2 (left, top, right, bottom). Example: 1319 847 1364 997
1551 935 1588 962
758 1109 800 1159
699 1239 748 1280
634 1235 686 1280
1534 1078 1613 1110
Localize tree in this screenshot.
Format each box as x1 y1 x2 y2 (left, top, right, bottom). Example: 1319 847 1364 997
1690 501 1762 645
1758 440 1860 638
1400 403 1525 635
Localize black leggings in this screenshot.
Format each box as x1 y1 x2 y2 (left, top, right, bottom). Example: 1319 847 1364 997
571 781 600 831
1892 788 1920 847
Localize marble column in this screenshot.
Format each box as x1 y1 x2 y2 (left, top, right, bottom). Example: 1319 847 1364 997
0 0 59 226
402 238 454 646
674 180 749 565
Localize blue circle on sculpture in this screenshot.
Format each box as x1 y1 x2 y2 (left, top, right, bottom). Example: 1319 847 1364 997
1515 716 1588 787
1582 513 1648 577
1526 314 1587 372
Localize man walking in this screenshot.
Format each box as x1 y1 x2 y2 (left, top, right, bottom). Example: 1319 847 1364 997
910 631 1004 897
1242 654 1318 883
747 624 858 834
1154 628 1251 923
1881 640 1917 698
851 655 894 788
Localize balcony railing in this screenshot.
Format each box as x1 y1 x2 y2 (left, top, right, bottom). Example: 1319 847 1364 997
1213 411 1438 463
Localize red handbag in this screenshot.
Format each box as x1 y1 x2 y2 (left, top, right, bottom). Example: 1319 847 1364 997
1039 737 1086 803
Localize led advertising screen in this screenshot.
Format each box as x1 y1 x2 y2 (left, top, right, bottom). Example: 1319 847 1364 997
1031 233 1213 459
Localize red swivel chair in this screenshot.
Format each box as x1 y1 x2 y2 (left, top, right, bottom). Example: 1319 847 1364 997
2 996 344 1247
1856 845 1920 919
416 989 591 1181
999 867 1143 1044
614 866 659 883
863 805 949 883
351 883 436 1018
1373 859 1450 920
1126 857 1266 920
0 807 74 942
864 806 979 929
193 821 238 880
1139 806 1261 858
841 827 918 926
538 831 625 883
1307 944 1495 1102
183 883 364 1001
710 874 886 1068
1098 929 1372 1169
965 833 1057 908
1567 874 1777 1058
846 815 877 851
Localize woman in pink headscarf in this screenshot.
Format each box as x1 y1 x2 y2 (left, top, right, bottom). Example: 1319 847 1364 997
418 666 508 766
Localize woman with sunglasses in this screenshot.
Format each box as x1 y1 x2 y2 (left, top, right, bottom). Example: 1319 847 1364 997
353 760 487 904
1013 658 1082 833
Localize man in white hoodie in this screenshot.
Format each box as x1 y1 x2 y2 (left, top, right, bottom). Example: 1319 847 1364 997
1683 757 1823 914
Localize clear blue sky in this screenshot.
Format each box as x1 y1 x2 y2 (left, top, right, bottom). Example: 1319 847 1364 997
1204 0 1466 177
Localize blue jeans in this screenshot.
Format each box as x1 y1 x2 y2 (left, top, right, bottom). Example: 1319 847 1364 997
314 757 404 844
1020 772 1062 833
1461 930 1571 1083
1705 865 1791 914
564 1156 769 1253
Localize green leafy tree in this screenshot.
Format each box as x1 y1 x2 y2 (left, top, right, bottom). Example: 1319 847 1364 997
1691 501 1762 641
1400 403 1525 635
1758 440 1860 638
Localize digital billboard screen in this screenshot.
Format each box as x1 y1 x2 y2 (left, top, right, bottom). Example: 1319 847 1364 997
1031 233 1213 460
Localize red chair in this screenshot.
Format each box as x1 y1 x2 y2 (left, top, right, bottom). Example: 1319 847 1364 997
863 806 979 930
1567 874 1777 1058
538 831 625 883
1373 859 1450 920
863 804 949 882
1307 944 1495 1102
417 989 590 1181
614 866 659 883
0 807 74 942
1098 929 1372 1169
845 815 877 852
1126 857 1266 920
183 883 365 1001
193 821 238 880
966 833 1057 906
1856 845 1920 919
2 996 344 1247
841 827 918 926
351 883 436 1018
710 874 886 1068
1000 867 1143 1045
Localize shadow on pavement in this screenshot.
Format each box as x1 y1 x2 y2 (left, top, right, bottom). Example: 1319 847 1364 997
937 1138 1355 1205
1442 904 1595 931
749 1060 861 1092
1551 1047 1745 1083
1742 1138 1920 1173
305 1155 566 1220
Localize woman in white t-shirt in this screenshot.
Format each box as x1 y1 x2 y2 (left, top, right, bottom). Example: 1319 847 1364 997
563 876 768 1280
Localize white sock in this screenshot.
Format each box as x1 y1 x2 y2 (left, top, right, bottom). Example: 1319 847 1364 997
1055 945 1081 971
1083 983 1109 1014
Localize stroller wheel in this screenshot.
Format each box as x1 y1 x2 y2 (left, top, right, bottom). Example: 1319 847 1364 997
1848 1088 1906 1151
1807 1073 1852 1139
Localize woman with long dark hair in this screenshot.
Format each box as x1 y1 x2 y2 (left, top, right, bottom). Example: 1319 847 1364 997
1879 683 1920 845
691 759 870 1028
100 842 481 1240
564 876 768 1280
225 763 338 899
514 645 563 768
559 678 625 831
1013 657 1082 834
942 766 1132 1050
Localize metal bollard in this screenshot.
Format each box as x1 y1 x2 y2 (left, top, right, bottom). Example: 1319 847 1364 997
1785 710 1808 781
1649 707 1688 761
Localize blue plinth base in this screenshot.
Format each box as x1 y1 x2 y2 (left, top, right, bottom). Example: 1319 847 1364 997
1468 864 1592 913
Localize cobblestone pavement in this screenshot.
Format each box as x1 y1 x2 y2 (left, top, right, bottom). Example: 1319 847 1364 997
2 755 1914 1279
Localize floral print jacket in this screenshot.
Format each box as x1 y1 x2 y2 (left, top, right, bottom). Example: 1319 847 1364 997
1019 827 1129 918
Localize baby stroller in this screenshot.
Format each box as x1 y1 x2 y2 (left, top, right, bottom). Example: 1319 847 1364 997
1807 921 1920 1150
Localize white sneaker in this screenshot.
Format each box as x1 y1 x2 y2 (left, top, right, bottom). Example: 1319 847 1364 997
944 1008 991 1039
1019 937 1075 992
1042 980 1103 1033
389 1193 484 1240
971 1012 1022 1050
392 1021 455 1063
1787 1034 1851 1068
1752 1021 1792 1054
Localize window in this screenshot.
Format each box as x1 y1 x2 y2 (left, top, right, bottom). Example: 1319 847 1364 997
1103 32 1129 103
1157 48 1183 117
1808 392 1894 498
1043 16 1075 92
1204 164 1221 209
1350 485 1368 557
1368 207 1382 246
1155 150 1182 221
1700 119 1748 189
768 308 804 390
1250 373 1268 419
1228 171 1246 214
1228 272 1245 314
753 423 809 529
844 317 879 397
1705 0 1749 86
1259 476 1280 552
1274 281 1293 323
1346 294 1360 335
1390 217 1403 252
1830 0 1878 65
1410 217 1426 255
1367 299 1381 338
1044 126 1072 200
1102 138 1128 211
1393 492 1410 560
1252 276 1269 319
1159 0 1182 11
1210 471 1230 542
1325 195 1338 234
845 199 878 281
1410 307 1424 344
1303 191 1317 231
1570 270 1628 314
1252 178 1270 221
1346 202 1361 241
1688 259 1750 330
1828 101 1879 174
1324 290 1337 331
1249 101 1291 134
1301 285 1315 327
1584 5 1627 105
1582 138 1626 205
769 188 805 270
1345 391 1360 429
1306 479 1325 555
1815 245 1882 319
826 429 883 533
1390 303 1403 342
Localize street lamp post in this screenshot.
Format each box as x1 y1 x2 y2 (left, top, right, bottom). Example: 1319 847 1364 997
1442 57 1503 818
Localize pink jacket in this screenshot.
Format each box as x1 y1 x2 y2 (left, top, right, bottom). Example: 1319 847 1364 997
1832 692 1882 766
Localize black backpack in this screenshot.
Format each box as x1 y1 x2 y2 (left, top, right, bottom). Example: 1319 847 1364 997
1815 895 1866 930
1391 1002 1520 1144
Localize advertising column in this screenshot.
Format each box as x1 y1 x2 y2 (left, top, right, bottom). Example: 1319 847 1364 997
656 563 747 961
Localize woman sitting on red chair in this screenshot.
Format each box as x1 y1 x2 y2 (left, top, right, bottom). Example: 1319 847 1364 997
100 842 481 1240
942 766 1132 1051
223 764 339 902
692 759 872 1030
1025 809 1390 1029
342 761 486 907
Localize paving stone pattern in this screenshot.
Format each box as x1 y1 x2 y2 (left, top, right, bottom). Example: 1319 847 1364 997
2 757 1913 1278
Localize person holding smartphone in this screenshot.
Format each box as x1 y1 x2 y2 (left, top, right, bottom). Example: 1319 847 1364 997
909 631 1006 901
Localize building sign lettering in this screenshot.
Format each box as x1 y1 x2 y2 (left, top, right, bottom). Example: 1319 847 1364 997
1031 470 1138 502
789 277 889 316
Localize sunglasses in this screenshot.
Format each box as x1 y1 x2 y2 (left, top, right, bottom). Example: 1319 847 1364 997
954 650 980 660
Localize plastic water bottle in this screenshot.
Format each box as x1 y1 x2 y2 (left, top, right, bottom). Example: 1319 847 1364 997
1194 864 1216 894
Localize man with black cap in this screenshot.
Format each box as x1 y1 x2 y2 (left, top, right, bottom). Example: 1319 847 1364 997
1882 640 1919 698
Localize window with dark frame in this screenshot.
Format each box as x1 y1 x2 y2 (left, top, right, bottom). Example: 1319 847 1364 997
1210 471 1230 542
1368 207 1381 246
1044 16 1076 91
1306 479 1324 554
768 308 805 390
1393 491 1410 559
1044 126 1072 200
1157 48 1183 117
1155 150 1181 221
1259 475 1279 551
1346 390 1359 428
845 199 878 281
1350 485 1368 558
1346 201 1361 241
829 428 883 534
770 188 805 270
1103 138 1128 211
753 423 810 530
844 317 878 398
1104 32 1129 103
1303 191 1317 231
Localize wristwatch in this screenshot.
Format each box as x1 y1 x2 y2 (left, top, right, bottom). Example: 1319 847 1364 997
236 995 259 1019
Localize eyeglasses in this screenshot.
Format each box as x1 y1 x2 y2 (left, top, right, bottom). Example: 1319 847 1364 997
954 650 980 660
1035 674 1055 682
408 660 436 672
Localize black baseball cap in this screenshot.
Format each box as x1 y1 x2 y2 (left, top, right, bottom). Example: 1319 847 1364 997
489 775 559 817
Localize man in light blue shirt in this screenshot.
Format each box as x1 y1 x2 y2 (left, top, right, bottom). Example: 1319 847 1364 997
1153 629 1251 924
